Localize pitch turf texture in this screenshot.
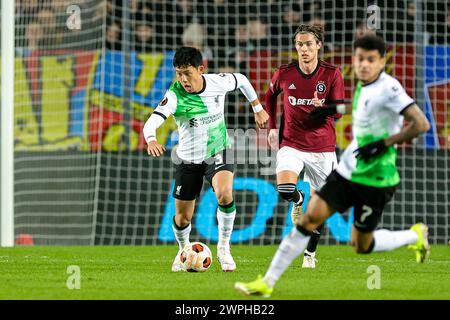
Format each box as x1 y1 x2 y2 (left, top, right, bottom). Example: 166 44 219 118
0 245 448 300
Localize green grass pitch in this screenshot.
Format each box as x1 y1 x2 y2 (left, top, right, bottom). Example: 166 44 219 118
0 245 449 300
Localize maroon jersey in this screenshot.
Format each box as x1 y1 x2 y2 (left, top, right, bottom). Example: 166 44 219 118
265 60 345 152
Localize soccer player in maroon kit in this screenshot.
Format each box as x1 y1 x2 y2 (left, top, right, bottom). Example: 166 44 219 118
265 24 345 268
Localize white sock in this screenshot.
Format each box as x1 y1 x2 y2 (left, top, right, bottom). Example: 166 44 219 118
373 229 418 252
263 227 311 288
304 250 316 257
172 220 191 251
217 202 236 248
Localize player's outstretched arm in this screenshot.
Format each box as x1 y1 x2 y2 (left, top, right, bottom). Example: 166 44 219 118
233 73 269 129
143 91 177 157
251 100 269 129
146 140 166 157
143 111 167 157
384 104 430 146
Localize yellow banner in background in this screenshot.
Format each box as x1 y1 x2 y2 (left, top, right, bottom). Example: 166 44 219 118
335 114 353 150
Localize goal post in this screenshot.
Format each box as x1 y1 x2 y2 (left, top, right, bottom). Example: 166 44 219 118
1 0 15 247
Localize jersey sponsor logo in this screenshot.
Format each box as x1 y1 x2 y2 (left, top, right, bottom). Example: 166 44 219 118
288 95 325 106
316 81 326 93
189 118 199 127
197 113 223 125
159 96 168 106
288 83 297 90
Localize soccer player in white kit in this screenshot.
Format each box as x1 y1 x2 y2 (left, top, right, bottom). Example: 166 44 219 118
143 46 269 272
235 34 430 297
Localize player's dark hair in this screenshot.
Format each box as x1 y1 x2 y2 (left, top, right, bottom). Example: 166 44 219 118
293 24 324 44
353 34 386 57
173 46 203 68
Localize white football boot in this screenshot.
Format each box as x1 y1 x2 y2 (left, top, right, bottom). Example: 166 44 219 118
302 252 318 269
171 249 186 272
217 246 236 272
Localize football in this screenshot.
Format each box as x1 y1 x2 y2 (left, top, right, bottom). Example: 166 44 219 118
180 242 212 272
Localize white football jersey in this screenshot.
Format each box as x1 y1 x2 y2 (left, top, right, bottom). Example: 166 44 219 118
151 73 257 163
337 72 415 187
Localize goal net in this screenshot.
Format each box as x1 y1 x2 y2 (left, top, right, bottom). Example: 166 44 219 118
9 0 449 245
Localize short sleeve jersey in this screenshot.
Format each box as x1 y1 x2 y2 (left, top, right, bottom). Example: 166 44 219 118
336 72 415 187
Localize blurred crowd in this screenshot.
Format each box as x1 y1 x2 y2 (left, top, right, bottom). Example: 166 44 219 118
100 0 450 72
15 0 450 59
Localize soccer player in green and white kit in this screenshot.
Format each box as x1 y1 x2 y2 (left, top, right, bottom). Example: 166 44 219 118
235 34 430 297
143 46 269 272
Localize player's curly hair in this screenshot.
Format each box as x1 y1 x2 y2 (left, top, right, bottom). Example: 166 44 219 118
293 24 324 44
173 46 203 68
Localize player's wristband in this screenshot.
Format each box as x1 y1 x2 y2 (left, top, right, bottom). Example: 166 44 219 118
252 103 264 113
336 104 346 114
146 135 157 143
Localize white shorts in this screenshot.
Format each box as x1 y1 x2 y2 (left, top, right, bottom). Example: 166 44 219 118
276 146 337 191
